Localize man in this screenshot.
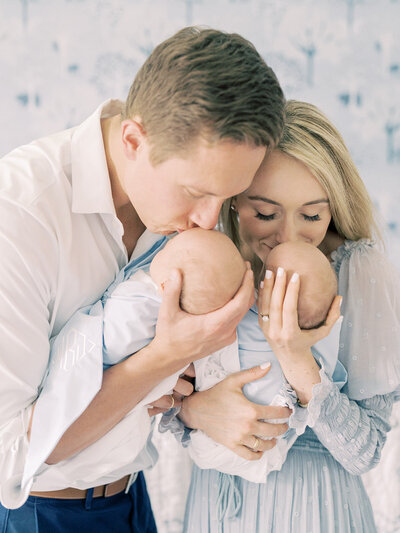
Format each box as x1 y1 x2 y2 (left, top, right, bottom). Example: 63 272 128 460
0 27 286 531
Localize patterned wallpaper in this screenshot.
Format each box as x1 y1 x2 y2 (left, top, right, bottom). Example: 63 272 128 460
1 1 399 267
1 2 399 532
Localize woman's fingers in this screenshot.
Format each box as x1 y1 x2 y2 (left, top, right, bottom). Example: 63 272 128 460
258 269 274 325
268 267 287 329
325 295 342 328
282 271 301 331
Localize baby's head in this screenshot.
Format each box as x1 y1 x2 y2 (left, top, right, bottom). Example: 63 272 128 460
266 242 337 330
150 228 246 315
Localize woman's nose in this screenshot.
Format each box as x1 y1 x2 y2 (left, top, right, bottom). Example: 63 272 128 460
276 220 296 243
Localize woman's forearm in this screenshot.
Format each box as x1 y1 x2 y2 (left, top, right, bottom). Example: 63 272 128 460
275 348 321 405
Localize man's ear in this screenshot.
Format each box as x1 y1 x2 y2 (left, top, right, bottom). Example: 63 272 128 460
121 118 146 160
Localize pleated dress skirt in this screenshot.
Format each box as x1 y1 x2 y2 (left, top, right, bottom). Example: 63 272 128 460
183 429 377 533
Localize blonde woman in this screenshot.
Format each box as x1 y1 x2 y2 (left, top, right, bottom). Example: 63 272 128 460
181 101 400 532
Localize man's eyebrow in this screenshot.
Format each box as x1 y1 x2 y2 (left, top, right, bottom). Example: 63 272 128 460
247 195 329 206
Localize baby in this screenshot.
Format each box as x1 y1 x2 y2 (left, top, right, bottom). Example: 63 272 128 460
25 229 247 489
265 241 338 330
189 241 343 482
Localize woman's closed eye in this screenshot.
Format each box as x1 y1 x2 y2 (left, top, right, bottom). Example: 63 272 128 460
255 212 276 221
303 214 321 221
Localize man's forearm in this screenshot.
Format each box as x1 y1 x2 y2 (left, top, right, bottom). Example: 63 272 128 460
45 342 181 464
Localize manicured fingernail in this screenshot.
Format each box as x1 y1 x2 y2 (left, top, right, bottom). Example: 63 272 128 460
260 280 264 289
291 272 299 283
265 270 273 279
339 296 343 308
260 361 271 370
336 315 344 324
277 267 284 277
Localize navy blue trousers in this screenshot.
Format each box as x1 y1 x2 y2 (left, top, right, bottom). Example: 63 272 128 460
0 472 157 533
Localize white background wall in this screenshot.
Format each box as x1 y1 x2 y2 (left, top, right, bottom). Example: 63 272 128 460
1 1 399 532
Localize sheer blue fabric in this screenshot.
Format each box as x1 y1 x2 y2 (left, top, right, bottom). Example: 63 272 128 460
183 240 399 532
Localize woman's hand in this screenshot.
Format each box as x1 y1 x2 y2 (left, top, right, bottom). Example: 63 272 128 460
258 267 342 404
258 268 342 358
179 364 291 461
147 363 196 416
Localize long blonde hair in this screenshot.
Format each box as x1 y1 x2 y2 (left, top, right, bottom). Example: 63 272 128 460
221 99 381 252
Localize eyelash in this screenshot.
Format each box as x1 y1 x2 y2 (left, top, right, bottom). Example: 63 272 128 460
186 189 203 199
255 213 321 222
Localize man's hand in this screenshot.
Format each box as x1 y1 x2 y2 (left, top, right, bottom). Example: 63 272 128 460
150 265 254 368
147 363 195 416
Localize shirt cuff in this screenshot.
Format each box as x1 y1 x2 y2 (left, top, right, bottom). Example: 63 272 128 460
158 407 193 448
286 364 336 435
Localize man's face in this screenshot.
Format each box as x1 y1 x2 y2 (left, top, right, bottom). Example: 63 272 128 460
121 136 266 234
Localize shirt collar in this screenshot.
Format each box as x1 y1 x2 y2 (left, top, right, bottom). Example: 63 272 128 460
71 99 124 215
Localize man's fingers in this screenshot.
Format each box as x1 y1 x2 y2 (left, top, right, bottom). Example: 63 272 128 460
147 406 167 417
149 393 182 411
181 362 196 379
158 269 183 315
173 376 194 397
209 267 253 326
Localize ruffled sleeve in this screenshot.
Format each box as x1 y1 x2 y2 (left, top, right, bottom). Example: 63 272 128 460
285 365 396 475
312 383 395 475
332 239 400 400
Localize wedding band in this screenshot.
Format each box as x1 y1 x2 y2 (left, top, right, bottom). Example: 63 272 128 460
252 436 261 450
169 395 175 410
259 313 269 322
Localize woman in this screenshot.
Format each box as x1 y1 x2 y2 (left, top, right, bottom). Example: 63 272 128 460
180 100 400 532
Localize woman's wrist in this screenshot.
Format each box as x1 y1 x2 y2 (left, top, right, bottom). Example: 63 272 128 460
276 349 321 405
178 394 198 430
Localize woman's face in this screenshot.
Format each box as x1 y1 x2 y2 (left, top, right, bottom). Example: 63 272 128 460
234 150 332 263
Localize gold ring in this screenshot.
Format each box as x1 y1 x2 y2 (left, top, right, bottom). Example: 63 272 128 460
252 436 261 450
169 395 175 410
259 313 269 322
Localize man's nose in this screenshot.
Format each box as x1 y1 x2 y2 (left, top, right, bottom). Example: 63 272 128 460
190 199 222 230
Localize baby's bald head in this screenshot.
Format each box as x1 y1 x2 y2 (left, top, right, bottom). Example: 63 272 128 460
150 228 246 315
266 242 337 330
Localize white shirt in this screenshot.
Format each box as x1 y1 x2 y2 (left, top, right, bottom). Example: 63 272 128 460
0 100 157 508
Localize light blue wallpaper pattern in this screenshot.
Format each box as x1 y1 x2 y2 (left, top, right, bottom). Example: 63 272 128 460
0 3 399 532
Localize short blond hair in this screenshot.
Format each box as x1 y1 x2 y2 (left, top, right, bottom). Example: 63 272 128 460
221 99 381 252
123 26 285 164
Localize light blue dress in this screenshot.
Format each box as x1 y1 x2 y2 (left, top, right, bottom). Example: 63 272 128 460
182 240 400 533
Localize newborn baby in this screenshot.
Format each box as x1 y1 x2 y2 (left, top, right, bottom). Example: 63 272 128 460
26 229 247 491
189 240 344 483
150 227 246 315
266 241 338 330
